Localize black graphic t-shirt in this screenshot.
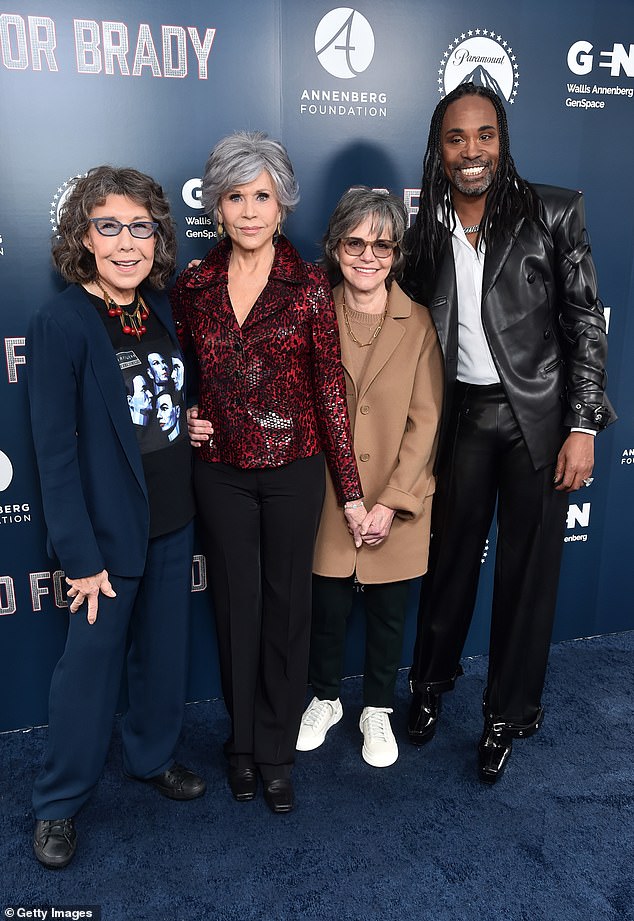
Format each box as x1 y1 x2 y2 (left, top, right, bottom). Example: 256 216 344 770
86 290 194 538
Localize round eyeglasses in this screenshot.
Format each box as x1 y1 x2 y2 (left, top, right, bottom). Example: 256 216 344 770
89 218 159 239
341 237 397 259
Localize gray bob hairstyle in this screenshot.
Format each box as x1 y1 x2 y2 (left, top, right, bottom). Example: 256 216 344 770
322 186 408 286
51 165 177 290
201 130 300 224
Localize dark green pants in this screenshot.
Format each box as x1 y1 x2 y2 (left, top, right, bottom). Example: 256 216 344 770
309 575 410 708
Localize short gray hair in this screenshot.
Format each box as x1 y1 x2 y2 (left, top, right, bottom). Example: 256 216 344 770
322 186 408 286
201 131 300 223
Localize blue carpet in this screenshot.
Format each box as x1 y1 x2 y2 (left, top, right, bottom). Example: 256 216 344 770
2 632 633 921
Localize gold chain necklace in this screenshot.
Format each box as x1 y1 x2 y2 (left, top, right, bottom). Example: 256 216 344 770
96 282 150 340
341 293 388 347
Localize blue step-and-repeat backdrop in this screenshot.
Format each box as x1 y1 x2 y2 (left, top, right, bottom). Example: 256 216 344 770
1 0 633 732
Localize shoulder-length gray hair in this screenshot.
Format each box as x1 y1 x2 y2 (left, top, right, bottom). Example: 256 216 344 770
52 166 176 290
201 130 300 224
322 186 408 287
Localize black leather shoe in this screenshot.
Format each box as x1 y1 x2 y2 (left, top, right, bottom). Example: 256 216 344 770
408 687 441 745
33 818 77 869
228 766 257 802
263 778 294 814
130 763 206 800
478 724 513 784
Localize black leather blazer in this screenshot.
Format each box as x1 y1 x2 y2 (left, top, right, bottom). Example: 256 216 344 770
403 184 615 471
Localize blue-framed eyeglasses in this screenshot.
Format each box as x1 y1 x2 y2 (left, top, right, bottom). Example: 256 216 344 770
89 218 158 239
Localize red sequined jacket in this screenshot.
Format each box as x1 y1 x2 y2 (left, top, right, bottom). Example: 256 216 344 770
170 236 362 504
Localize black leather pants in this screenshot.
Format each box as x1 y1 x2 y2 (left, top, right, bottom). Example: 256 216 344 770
411 382 568 727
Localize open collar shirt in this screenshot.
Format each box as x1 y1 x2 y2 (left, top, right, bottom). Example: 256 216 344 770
446 213 500 385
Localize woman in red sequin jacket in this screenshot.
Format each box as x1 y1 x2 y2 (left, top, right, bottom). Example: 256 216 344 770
170 131 364 814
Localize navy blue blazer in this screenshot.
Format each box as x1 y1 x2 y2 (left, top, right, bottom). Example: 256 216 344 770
27 283 181 579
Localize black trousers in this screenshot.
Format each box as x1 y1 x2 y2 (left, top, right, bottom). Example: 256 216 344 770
194 454 325 779
411 383 568 728
310 575 410 708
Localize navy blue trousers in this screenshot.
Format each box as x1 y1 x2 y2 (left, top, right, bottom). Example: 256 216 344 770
32 521 194 819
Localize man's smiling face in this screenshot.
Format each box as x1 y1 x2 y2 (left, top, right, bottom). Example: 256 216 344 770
440 95 500 201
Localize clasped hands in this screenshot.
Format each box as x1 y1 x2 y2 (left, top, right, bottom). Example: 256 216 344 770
344 502 395 549
186 408 394 548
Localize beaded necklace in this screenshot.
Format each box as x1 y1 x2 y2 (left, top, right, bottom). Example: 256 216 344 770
96 281 150 340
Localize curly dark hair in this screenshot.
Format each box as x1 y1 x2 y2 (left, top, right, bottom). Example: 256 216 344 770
406 83 539 292
321 186 408 288
52 165 177 289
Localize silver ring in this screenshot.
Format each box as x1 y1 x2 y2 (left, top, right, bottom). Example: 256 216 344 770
583 477 594 487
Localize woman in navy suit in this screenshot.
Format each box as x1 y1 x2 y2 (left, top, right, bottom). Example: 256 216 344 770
27 166 205 870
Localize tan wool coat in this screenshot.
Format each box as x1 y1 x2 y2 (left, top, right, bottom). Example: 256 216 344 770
313 281 444 584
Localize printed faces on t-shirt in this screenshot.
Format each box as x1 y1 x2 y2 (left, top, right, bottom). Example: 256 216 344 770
117 340 186 454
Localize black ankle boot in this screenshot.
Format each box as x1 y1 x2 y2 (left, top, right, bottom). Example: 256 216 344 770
407 686 441 745
407 665 464 745
478 721 513 784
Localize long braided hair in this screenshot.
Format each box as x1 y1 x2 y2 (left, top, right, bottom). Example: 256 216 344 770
406 83 539 298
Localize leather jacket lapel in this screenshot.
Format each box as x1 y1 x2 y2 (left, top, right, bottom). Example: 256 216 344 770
428 245 456 362
482 217 524 302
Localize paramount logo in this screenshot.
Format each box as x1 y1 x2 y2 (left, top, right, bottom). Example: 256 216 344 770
438 29 519 104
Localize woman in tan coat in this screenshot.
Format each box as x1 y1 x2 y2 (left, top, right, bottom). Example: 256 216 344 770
297 187 443 767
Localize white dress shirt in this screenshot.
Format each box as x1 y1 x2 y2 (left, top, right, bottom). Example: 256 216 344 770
449 220 500 384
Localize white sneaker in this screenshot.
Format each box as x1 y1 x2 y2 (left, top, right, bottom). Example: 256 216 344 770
359 707 398 767
296 697 343 751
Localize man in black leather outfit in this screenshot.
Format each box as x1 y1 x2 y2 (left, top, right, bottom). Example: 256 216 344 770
402 83 614 783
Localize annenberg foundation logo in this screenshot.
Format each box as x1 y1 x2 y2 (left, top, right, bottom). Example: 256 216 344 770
0 449 31 526
315 8 374 79
301 9 386 119
620 448 634 467
50 174 87 235
0 451 13 491
438 29 519 103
